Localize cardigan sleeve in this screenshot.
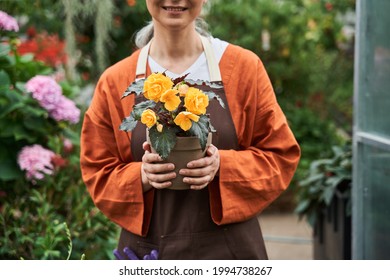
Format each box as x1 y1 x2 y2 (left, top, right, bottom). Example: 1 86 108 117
80 68 154 236
209 52 301 225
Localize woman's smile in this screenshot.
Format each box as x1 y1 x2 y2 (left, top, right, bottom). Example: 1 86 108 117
162 6 188 12
146 0 205 31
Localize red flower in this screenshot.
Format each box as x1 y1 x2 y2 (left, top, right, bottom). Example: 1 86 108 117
17 32 67 67
51 154 68 168
26 26 37 38
127 0 136 7
325 2 333 12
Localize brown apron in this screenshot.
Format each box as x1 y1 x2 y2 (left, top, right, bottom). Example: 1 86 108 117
117 37 268 260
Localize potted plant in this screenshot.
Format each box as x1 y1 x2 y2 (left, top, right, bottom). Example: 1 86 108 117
295 142 352 259
120 72 225 190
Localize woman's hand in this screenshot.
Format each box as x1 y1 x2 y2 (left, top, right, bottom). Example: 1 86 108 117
179 144 220 190
141 142 176 192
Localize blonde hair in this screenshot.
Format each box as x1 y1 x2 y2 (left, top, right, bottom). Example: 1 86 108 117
134 17 211 48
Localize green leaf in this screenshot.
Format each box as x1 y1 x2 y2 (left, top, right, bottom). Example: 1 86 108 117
132 100 156 119
325 176 344 189
294 199 310 214
64 222 73 260
0 101 24 118
189 115 209 151
23 104 48 118
15 82 26 92
323 186 335 206
0 158 22 181
204 91 226 109
122 79 145 98
185 79 224 89
149 126 177 159
309 159 332 172
20 53 35 63
119 112 138 132
0 44 11 57
299 173 324 187
0 70 11 88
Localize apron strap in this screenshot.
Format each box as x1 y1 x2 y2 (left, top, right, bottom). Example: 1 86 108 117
135 39 152 81
199 36 222 82
135 36 222 82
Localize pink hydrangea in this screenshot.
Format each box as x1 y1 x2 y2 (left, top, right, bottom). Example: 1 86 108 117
0 10 19 32
17 144 55 183
50 95 80 124
25 75 80 124
25 75 62 111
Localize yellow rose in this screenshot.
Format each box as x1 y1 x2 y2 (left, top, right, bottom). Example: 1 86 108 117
141 109 157 128
174 111 200 131
143 73 174 102
160 89 181 111
184 87 209 115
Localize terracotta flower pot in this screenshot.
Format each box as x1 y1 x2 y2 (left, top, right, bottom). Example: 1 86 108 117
147 132 212 190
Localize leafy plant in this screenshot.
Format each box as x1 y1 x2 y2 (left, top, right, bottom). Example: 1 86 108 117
295 143 352 226
206 0 355 198
120 73 225 159
0 11 118 260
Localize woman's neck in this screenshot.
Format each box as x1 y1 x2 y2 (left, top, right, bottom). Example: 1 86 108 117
149 26 203 74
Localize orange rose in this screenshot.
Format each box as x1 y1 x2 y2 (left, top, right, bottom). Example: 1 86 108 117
174 111 200 131
184 87 209 115
160 89 181 111
141 109 157 128
143 73 173 102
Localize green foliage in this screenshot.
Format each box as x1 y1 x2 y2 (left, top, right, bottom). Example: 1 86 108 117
207 0 355 122
0 39 52 181
206 0 355 200
282 104 343 179
121 74 222 159
189 115 210 151
149 126 178 160
0 22 118 260
123 79 147 97
294 143 352 226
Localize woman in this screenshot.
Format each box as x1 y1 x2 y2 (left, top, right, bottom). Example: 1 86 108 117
80 0 300 260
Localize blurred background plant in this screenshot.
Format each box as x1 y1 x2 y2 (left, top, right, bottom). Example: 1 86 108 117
1 0 356 258
295 143 352 226
0 8 117 260
206 0 355 209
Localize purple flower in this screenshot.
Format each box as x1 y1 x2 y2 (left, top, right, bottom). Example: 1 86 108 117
50 95 80 124
25 75 80 124
17 144 55 183
0 10 19 32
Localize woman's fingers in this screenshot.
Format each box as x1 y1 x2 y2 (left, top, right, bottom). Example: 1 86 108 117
142 148 176 189
179 145 220 190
